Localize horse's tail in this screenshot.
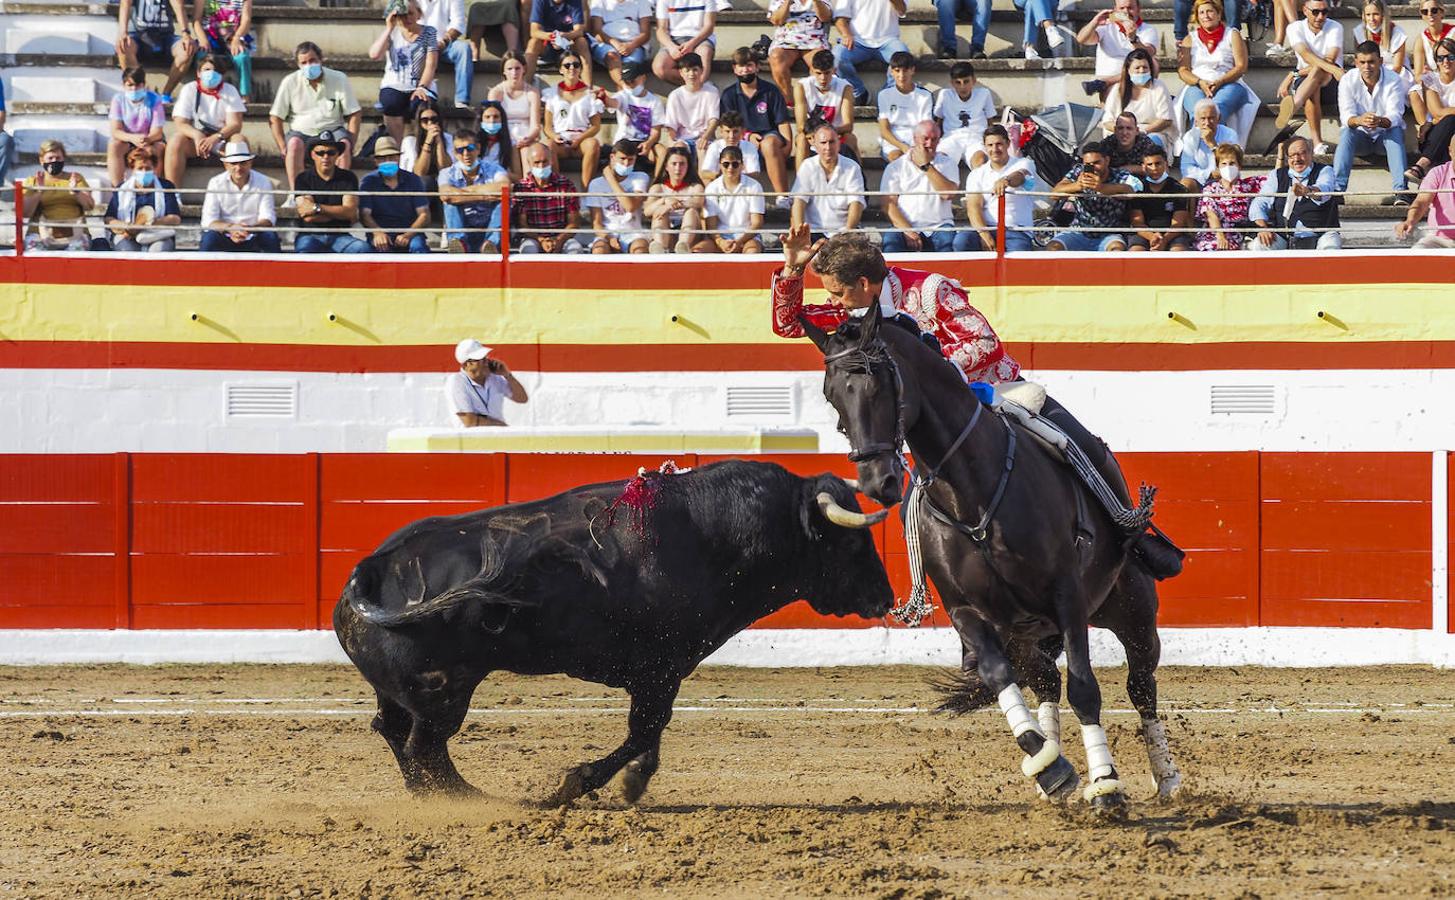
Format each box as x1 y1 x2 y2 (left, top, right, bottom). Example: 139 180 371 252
929 669 999 715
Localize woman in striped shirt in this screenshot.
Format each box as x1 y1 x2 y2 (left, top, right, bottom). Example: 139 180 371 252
371 0 440 145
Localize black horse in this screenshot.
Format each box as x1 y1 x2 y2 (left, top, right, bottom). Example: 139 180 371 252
804 305 1183 810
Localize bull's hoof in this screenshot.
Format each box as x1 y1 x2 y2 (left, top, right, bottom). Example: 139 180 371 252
543 765 592 807
1085 778 1127 816
1033 755 1080 803
620 756 652 804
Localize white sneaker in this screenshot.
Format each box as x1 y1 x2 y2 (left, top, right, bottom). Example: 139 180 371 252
774 195 792 210
1314 141 1333 156
1024 44 1042 60
1046 27 1065 50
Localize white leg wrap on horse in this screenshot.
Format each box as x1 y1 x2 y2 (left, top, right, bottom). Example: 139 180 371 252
1141 717 1180 784
1037 702 1061 746
1021 740 1061 778
1083 778 1124 802
998 685 1040 739
1080 723 1116 782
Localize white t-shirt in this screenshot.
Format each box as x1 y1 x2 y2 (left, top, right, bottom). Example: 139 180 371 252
174 81 246 132
399 133 457 173
545 86 605 136
1424 69 1455 107
611 87 667 142
595 0 649 40
1354 23 1409 72
584 171 652 231
934 85 995 138
664 83 720 141
705 176 766 231
791 154 864 232
881 151 959 228
446 370 508 423
964 157 1037 230
1288 19 1345 69
701 138 763 174
1094 19 1160 79
656 0 728 40
831 0 902 47
799 74 853 127
877 84 935 144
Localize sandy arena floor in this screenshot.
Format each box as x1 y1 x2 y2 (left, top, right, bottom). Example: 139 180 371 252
2 663 1454 898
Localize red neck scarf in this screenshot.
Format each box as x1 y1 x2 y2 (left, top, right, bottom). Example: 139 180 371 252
1196 24 1225 54
1427 22 1453 43
666 179 688 191
558 80 586 92
198 77 222 98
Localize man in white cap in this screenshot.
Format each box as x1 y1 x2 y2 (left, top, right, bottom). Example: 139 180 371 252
200 139 282 252
447 339 528 426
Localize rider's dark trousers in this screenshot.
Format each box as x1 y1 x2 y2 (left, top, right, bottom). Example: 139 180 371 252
1038 393 1132 508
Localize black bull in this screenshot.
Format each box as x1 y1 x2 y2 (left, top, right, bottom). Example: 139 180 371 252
334 459 894 803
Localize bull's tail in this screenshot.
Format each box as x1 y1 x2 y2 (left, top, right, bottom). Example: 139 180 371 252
347 534 531 628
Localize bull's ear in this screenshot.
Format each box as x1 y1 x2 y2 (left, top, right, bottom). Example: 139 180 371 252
799 314 831 354
798 481 823 541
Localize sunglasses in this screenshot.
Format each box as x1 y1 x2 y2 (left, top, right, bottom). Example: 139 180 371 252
420 116 441 123
1307 7 1327 14
455 143 478 152
1440 54 1455 61
561 61 582 69
720 160 742 168
1422 6 1442 12
312 148 339 156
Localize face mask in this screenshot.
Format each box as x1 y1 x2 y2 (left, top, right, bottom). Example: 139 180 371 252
631 83 648 96
303 62 323 80
1145 169 1168 184
482 120 503 135
531 165 552 180
126 88 148 102
379 161 400 177
42 160 64 177
200 70 223 90
1130 71 1152 86
1219 164 1240 182
612 162 635 177
736 72 756 84
134 170 155 186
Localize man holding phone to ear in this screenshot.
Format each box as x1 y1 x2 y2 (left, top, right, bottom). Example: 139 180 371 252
448 338 529 426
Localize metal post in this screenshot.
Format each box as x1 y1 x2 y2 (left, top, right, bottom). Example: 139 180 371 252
13 180 24 257
996 191 1006 257
499 183 511 287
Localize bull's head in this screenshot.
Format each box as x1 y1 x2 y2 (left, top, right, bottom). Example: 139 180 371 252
799 475 894 619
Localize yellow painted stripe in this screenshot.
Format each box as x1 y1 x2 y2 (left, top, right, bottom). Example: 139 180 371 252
4 281 1455 346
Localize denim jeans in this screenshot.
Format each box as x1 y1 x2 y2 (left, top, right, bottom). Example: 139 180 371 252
1180 80 1255 125
1011 0 1056 50
832 38 911 104
442 38 474 106
881 227 980 253
199 229 283 253
444 201 503 248
933 0 990 52
1049 230 1126 251
0 131 13 185
1173 0 1238 40
1334 125 1408 192
590 37 649 69
1001 229 1036 251
295 232 373 253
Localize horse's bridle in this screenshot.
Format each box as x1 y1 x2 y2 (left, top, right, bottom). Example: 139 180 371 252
823 343 908 466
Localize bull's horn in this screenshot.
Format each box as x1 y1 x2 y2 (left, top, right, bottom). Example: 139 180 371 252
841 478 860 491
817 491 889 528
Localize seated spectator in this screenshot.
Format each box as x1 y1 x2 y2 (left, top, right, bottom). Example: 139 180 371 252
1275 0 1344 155
1249 135 1340 250
1014 0 1062 61
793 50 856 168
1176 99 1237 190
293 133 367 253
700 112 763 181
1194 141 1264 250
585 139 652 253
512 142 586 252
718 49 793 198
1077 0 1159 99
199 140 280 253
644 145 708 252
831 0 910 104
527 0 591 82
1396 130 1455 246
790 125 865 238
1100 111 1159 176
1102 49 1176 149
269 43 364 190
1046 142 1140 252
1176 0 1254 125
109 66 167 189
191 0 255 101
1356 0 1427 126
21 140 95 252
934 0 988 60
768 0 831 98
964 124 1038 251
116 0 195 101
935 61 996 170
105 146 182 253
0 77 12 185
449 338 529 427
442 130 510 252
876 52 935 163
402 103 451 178
542 51 604 186
599 61 667 175
1178 0 1239 46
479 99 517 175
589 0 651 90
371 1 440 146
467 0 522 59
166 54 245 189
662 53 720 163
1335 41 1410 202
419 0 474 108
881 122 973 252
1127 144 1191 251
1406 39 1455 187
360 136 432 253
1414 1 1453 87
654 0 719 86
703 145 766 253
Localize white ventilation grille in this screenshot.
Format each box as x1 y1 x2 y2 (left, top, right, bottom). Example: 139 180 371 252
225 382 298 419
1210 385 1278 416
725 386 795 419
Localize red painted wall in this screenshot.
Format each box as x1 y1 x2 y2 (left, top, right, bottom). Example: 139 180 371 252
0 452 1436 631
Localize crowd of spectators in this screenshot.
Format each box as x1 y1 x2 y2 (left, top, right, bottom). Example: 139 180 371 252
10 0 1455 252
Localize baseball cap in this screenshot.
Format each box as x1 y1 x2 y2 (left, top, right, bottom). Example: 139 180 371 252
622 60 649 80
455 339 491 364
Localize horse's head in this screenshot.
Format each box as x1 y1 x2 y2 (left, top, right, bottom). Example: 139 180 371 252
804 305 907 509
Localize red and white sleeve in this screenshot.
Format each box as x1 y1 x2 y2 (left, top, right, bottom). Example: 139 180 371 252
771 267 849 338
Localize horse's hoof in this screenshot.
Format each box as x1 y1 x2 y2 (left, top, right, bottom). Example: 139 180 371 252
1085 778 1127 815
1154 772 1183 800
620 756 652 804
1034 755 1080 802
543 765 591 807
